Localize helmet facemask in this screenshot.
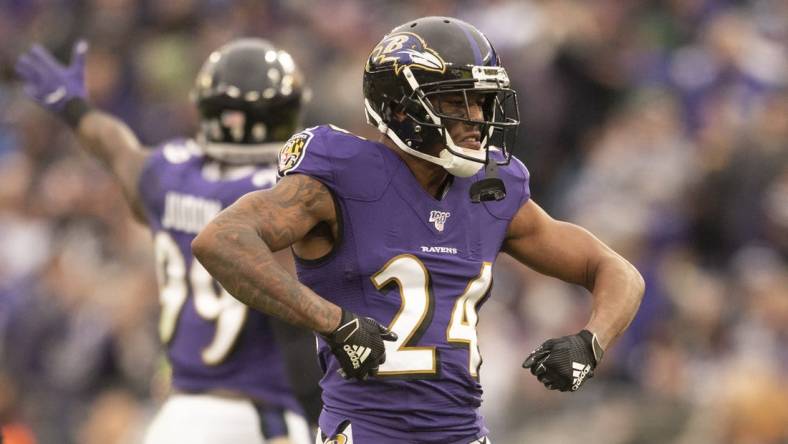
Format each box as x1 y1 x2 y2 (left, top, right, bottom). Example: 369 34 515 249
366 65 519 177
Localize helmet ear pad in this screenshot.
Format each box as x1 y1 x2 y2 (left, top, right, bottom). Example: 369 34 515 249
380 95 443 153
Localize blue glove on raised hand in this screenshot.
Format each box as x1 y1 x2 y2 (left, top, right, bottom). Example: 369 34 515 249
15 41 89 122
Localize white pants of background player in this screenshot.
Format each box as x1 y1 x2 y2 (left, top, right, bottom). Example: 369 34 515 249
144 393 311 444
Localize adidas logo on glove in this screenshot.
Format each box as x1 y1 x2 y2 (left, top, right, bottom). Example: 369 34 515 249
343 344 371 369
571 361 591 391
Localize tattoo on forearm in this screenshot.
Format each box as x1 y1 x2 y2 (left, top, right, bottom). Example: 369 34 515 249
198 175 335 332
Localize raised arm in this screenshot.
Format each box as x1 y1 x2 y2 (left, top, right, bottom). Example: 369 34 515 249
505 199 644 392
15 41 149 221
192 173 342 333
73 111 149 220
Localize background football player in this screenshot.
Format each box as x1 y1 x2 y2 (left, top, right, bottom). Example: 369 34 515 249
15 38 321 444
193 16 644 444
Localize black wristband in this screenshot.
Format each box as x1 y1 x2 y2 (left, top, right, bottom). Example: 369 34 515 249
59 97 92 128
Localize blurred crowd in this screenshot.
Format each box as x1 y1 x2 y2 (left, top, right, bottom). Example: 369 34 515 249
1 0 786 443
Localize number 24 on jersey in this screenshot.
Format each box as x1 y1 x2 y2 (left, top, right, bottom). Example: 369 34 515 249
372 254 492 378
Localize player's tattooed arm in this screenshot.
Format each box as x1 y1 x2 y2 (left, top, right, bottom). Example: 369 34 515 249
503 200 645 349
192 173 342 334
75 111 149 221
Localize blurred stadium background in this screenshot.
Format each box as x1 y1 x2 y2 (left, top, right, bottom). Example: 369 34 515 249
1 0 786 443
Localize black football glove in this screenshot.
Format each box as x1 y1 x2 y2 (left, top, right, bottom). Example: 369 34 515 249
322 308 397 381
522 330 604 392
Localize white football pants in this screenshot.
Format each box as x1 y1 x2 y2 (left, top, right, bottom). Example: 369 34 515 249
144 393 311 444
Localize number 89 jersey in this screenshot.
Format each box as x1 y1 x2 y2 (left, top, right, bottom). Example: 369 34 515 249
279 126 530 443
139 139 300 413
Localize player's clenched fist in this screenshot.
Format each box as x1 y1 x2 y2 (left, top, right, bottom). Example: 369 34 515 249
322 309 397 380
522 330 604 392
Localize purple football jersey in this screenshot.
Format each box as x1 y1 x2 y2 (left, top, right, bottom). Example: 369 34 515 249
279 126 530 443
138 138 301 413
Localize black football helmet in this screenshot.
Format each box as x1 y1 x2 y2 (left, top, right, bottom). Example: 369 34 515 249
363 16 519 178
192 38 306 164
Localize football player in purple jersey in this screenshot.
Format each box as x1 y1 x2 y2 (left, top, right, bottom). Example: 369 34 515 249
193 17 645 444
16 38 321 444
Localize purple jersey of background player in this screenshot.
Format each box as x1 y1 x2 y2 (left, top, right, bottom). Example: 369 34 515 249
139 138 301 414
279 125 530 443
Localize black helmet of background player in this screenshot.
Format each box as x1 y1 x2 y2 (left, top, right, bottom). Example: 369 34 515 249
192 38 306 164
363 16 519 178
